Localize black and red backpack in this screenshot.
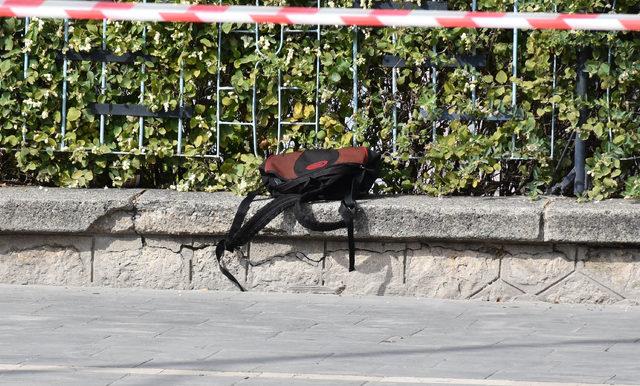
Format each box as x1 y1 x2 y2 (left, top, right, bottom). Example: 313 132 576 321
216 147 381 291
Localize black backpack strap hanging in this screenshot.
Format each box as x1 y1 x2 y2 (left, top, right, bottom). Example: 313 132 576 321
294 171 365 272
216 193 300 292
341 176 360 272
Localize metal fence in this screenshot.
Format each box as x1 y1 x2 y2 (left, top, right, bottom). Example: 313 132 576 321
1 0 631 195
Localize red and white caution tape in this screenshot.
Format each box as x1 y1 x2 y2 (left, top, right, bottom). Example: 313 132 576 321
1 1 639 31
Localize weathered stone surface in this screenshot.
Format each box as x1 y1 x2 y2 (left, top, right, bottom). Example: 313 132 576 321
324 241 404 295
2 187 640 305
405 243 500 299
134 190 545 241
538 272 623 304
0 187 142 234
190 237 247 291
544 198 640 244
293 195 546 242
0 235 91 285
93 236 190 290
471 279 524 302
5 187 640 247
581 247 640 301
500 244 575 295
88 210 135 234
134 190 240 235
247 238 324 292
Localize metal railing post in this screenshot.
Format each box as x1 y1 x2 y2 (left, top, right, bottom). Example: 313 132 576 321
60 19 69 150
177 64 184 155
99 18 107 145
606 0 617 149
351 25 358 146
139 0 147 150
351 0 359 146
391 32 397 153
511 0 518 152
22 17 30 144
574 48 590 195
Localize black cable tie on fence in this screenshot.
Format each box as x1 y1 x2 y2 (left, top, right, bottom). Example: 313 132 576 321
382 55 406 68
382 53 486 69
57 49 155 64
419 108 512 122
89 103 193 119
426 53 488 69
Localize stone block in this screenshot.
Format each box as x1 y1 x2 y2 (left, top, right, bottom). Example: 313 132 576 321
247 238 324 292
190 237 247 291
324 242 404 295
580 247 640 301
544 198 640 244
93 236 190 290
500 244 575 295
0 187 141 234
537 272 623 304
471 279 524 302
353 195 545 242
0 235 91 285
134 190 243 236
405 243 500 299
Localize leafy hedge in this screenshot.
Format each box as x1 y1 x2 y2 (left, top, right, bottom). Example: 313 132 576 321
1 0 639 199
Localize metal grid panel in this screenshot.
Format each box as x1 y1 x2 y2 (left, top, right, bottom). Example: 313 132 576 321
2 0 624 194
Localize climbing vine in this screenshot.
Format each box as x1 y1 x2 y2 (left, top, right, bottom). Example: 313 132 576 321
1 0 640 199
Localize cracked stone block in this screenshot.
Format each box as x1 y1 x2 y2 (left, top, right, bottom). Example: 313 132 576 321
191 237 247 291
471 279 524 302
500 244 575 295
580 247 640 301
538 272 623 304
144 237 189 253
93 236 190 290
0 235 91 285
247 238 324 292
324 241 404 296
405 243 500 299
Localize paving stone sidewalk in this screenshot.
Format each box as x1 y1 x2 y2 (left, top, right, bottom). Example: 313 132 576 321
0 285 639 386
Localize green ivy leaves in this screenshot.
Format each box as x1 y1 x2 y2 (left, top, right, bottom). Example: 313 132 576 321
0 0 639 200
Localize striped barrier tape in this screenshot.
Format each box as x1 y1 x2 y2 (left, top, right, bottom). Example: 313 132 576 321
0 1 639 31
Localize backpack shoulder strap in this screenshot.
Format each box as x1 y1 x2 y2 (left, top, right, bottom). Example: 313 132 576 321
294 197 346 232
341 178 358 272
216 193 300 291
227 194 300 247
294 172 363 272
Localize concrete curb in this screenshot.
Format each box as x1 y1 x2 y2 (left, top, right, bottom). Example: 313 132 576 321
0 187 143 234
544 198 640 244
0 187 638 245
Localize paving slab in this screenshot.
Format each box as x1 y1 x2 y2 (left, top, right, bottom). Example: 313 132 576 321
0 285 640 386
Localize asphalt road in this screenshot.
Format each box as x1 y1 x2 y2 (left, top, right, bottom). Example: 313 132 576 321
0 285 639 386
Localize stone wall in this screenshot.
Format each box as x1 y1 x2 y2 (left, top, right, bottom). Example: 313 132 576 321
1 187 639 305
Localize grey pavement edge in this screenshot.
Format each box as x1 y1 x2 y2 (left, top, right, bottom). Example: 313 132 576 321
0 285 639 386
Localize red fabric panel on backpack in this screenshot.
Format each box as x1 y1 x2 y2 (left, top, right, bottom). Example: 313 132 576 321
264 147 368 181
264 151 302 180
336 147 368 165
